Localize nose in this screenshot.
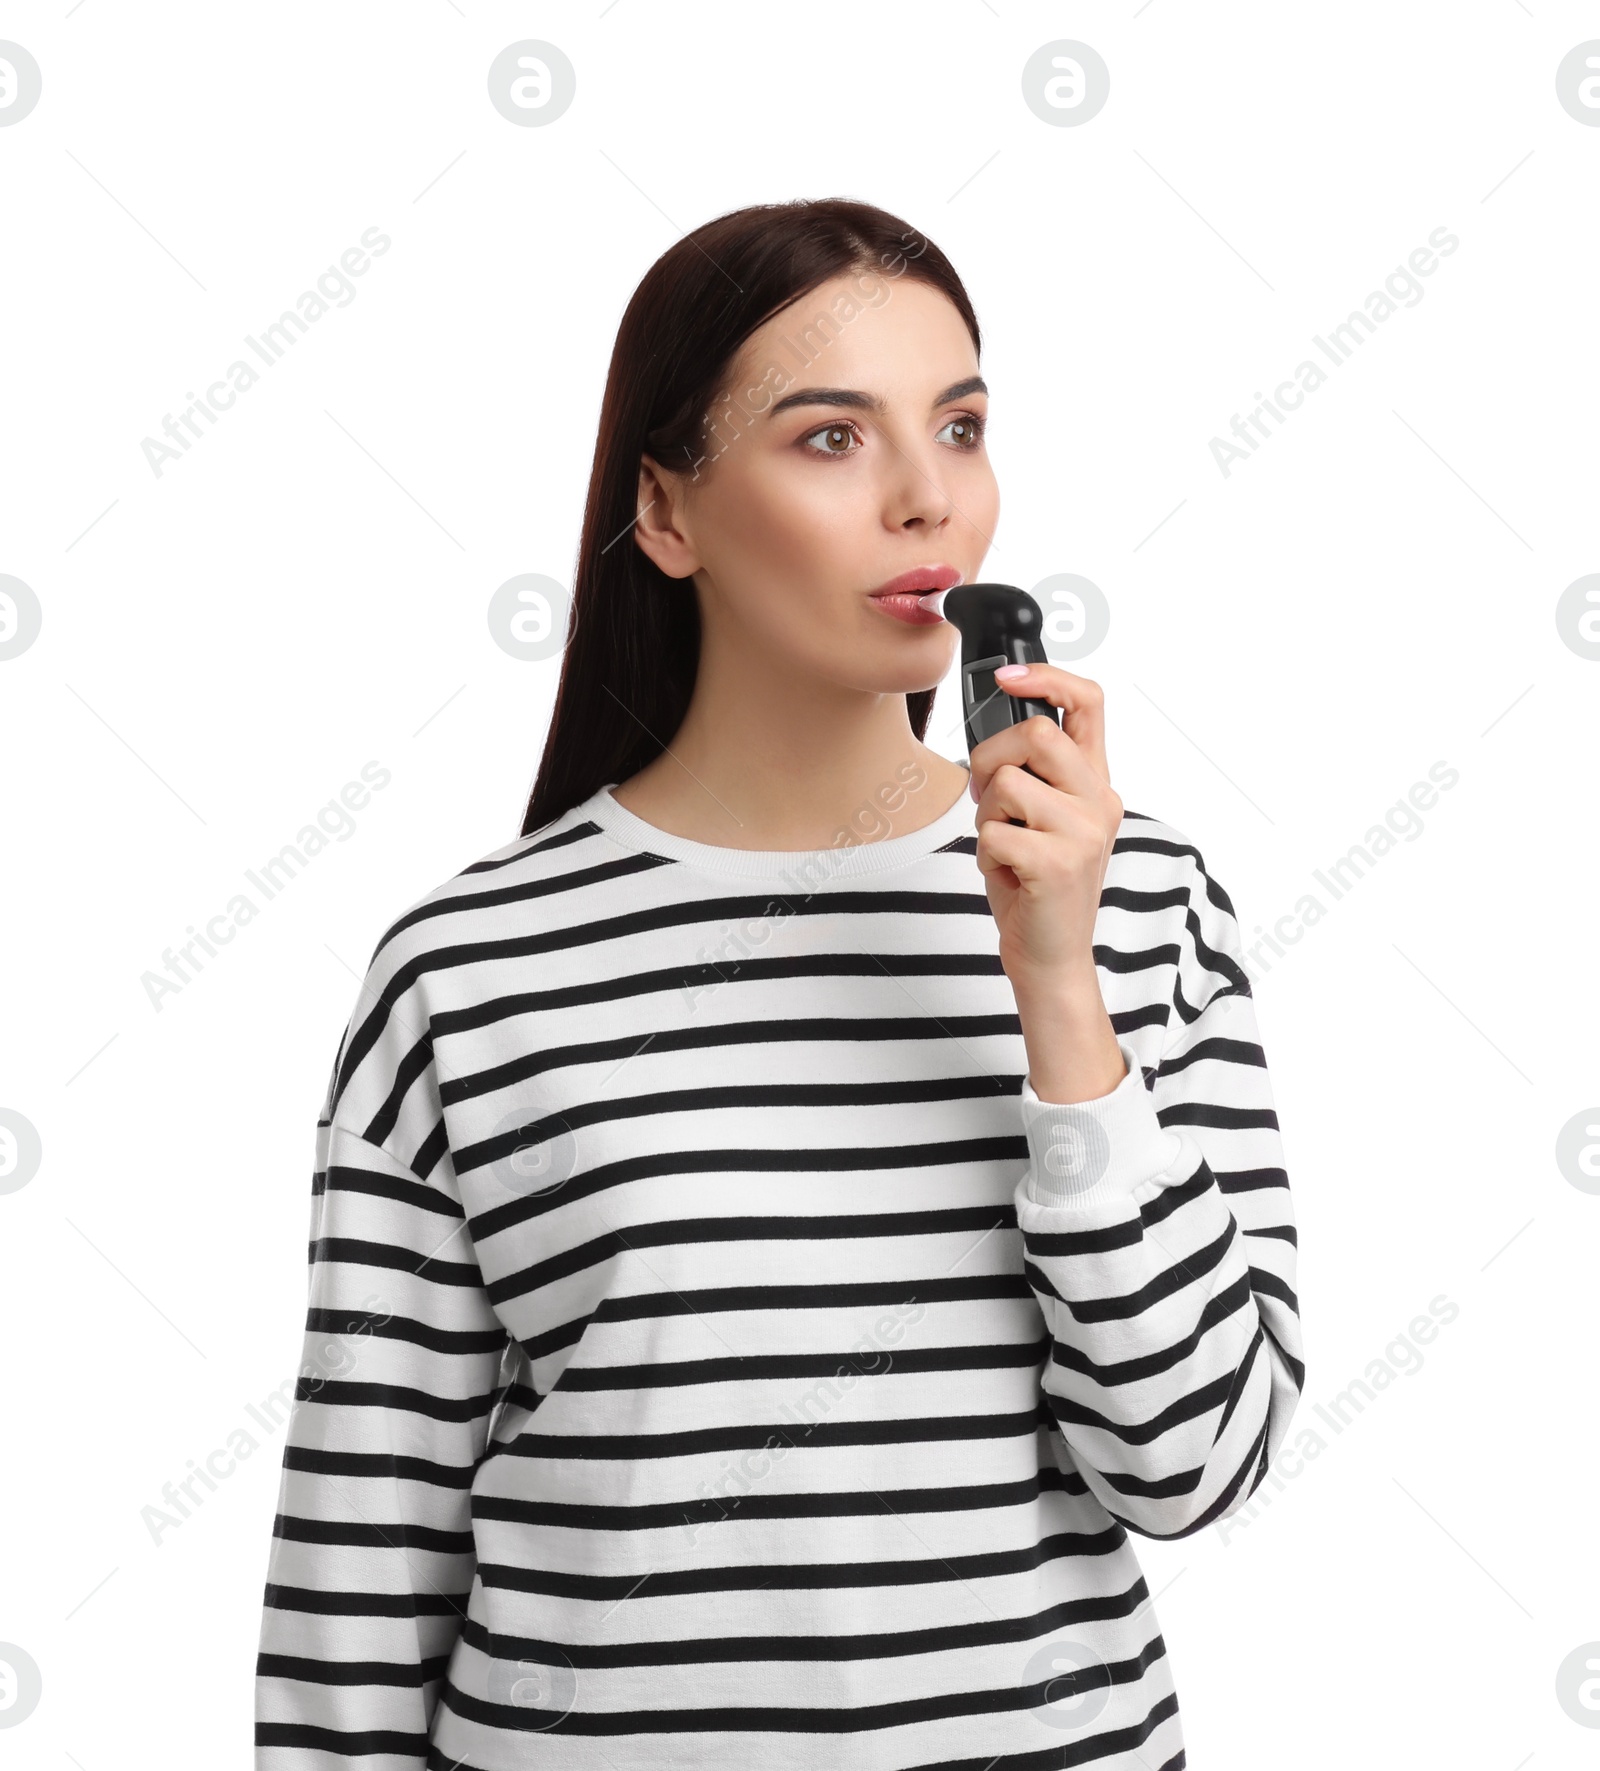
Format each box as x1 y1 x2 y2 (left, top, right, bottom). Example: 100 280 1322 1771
886 444 956 532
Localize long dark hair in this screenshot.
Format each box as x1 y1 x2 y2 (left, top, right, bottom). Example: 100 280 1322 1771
518 197 982 839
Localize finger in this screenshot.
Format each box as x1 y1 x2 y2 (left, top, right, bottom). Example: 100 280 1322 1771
974 757 1083 834
968 712 1102 810
974 815 1073 898
989 663 1109 782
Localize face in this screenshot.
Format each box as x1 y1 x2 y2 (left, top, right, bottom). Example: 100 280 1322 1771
634 269 1000 699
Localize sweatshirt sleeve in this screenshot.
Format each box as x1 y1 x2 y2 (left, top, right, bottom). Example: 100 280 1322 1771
254 1063 512 1764
1011 846 1305 1539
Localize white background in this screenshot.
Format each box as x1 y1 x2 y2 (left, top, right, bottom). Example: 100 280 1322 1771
2 2 1597 1765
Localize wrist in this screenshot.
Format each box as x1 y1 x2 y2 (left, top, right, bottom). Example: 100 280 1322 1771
1009 962 1106 1021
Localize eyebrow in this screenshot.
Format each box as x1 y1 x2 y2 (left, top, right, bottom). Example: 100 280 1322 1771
766 375 988 419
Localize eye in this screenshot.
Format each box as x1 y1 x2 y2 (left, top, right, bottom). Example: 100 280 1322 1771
936 411 987 449
801 421 862 458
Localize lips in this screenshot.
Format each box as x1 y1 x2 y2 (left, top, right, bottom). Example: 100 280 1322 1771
869 564 964 599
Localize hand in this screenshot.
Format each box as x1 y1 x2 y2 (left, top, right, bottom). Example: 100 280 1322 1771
968 664 1124 1005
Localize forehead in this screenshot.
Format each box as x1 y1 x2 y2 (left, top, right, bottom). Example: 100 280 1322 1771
726 272 976 399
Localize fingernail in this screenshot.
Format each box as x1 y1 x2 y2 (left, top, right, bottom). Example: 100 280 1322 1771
994 664 1029 680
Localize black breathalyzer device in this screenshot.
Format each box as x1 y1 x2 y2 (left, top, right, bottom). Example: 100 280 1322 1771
919 583 1060 818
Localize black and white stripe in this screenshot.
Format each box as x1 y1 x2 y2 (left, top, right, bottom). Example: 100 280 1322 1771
255 778 1304 1769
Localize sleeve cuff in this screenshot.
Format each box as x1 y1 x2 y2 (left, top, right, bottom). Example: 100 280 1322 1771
1017 1039 1185 1207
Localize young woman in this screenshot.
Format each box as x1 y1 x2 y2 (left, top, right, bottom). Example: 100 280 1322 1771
255 197 1305 1771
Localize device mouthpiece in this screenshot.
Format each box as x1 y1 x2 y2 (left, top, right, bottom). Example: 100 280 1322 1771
915 588 949 616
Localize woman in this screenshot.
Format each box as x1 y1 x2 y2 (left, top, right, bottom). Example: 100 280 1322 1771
255 197 1304 1770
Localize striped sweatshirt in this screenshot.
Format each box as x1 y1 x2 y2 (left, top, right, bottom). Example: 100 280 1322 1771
254 766 1305 1770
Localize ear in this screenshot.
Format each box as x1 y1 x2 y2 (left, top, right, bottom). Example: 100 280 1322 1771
633 454 701 580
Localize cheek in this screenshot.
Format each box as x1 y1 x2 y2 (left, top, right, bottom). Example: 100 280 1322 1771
720 461 863 579
711 480 861 651
958 459 1001 533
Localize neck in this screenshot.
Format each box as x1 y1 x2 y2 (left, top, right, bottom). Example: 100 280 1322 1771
610 620 967 851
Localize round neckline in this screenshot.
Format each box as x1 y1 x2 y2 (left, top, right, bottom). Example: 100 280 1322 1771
581 768 974 880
